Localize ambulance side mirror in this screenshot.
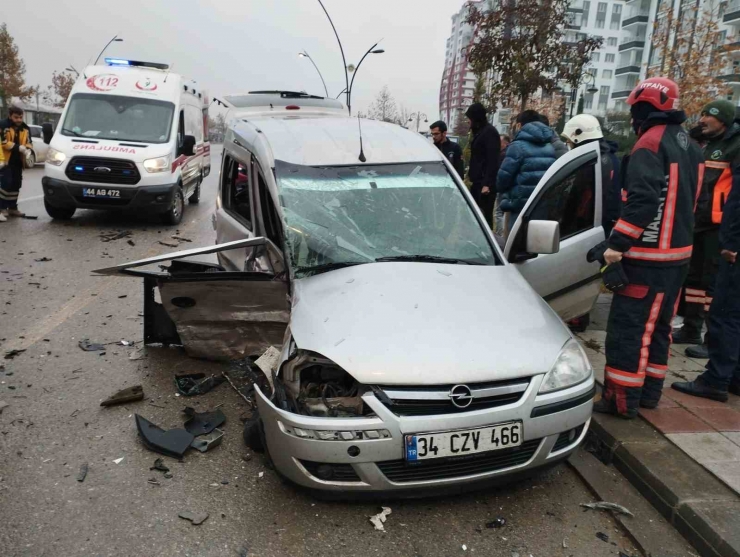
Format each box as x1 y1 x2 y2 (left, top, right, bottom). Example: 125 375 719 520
42 123 54 145
181 135 196 157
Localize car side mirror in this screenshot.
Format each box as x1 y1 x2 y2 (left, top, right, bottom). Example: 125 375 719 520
42 123 54 145
181 135 196 157
526 220 560 255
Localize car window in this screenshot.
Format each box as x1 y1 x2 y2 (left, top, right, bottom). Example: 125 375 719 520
222 156 253 230
275 160 499 275
256 169 283 246
30 127 41 139
526 164 595 240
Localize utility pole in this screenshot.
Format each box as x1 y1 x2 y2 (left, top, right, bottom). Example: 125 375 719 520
408 112 428 132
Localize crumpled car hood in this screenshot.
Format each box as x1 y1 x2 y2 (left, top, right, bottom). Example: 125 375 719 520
289 262 570 385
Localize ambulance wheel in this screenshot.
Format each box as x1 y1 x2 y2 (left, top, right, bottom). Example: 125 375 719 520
188 176 201 204
162 186 184 225
44 199 75 220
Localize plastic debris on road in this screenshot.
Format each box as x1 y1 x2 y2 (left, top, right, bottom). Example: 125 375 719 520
581 501 634 518
77 463 88 482
183 407 226 436
100 385 144 407
485 517 506 529
369 507 392 532
178 511 209 525
174 373 225 396
113 457 124 464
78 339 106 352
254 346 280 394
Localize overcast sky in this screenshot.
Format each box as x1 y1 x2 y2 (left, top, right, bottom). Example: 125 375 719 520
4 0 466 125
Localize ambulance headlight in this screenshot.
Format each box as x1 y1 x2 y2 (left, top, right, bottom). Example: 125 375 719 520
46 148 66 166
539 339 593 393
143 155 170 173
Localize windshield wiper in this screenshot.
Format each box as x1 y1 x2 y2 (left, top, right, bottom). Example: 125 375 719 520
375 255 482 265
296 261 367 276
61 128 84 137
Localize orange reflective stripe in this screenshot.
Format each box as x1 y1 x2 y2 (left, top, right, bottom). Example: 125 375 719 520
614 219 644 239
639 293 665 374
712 168 732 224
685 288 705 296
624 245 693 262
646 363 668 378
621 189 628 202
605 366 646 387
695 163 705 212
660 163 679 250
686 296 705 303
704 161 730 169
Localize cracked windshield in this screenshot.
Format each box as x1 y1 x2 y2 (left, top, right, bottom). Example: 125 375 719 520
275 160 498 275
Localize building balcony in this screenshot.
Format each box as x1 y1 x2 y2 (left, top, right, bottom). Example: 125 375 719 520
724 0 740 24
615 65 641 75
719 73 740 84
618 35 646 51
567 0 584 12
622 11 650 27
611 90 632 99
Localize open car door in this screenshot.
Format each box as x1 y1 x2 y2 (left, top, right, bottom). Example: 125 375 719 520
503 142 605 321
95 238 290 361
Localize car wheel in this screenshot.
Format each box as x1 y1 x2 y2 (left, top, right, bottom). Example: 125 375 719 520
44 199 75 220
188 176 201 204
162 186 184 225
243 412 265 453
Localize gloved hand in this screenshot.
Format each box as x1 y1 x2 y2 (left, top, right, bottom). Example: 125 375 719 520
586 240 608 264
587 240 629 292
19 145 27 154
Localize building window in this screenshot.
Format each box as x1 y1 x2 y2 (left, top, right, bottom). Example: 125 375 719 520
607 36 617 47
584 99 594 109
602 69 613 79
596 17 605 28
583 1 591 25
600 85 610 97
605 53 615 63
610 14 621 29
613 4 622 14
597 2 607 13
592 52 601 62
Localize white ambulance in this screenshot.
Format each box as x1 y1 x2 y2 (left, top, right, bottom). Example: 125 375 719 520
41 58 210 224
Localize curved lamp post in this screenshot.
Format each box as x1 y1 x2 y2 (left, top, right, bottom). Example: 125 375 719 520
347 45 385 116
298 50 329 98
408 112 428 132
94 35 123 65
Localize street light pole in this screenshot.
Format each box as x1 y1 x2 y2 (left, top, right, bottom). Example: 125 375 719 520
317 0 350 114
408 112 428 132
298 50 329 98
65 66 80 78
94 35 123 65
347 43 384 116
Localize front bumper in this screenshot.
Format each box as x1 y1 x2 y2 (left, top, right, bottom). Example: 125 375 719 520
42 177 178 212
255 374 594 496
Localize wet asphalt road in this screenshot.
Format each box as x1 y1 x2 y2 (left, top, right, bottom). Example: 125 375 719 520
0 147 657 557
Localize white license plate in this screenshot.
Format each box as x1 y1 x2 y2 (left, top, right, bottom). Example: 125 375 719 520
404 422 522 461
82 188 121 198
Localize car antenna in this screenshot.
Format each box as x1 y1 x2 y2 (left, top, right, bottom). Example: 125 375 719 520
164 63 174 83
357 115 366 163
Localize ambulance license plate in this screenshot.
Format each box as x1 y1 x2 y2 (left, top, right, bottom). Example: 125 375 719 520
82 188 121 198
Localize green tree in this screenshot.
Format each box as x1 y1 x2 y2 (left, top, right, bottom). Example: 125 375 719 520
0 23 35 110
466 1 602 111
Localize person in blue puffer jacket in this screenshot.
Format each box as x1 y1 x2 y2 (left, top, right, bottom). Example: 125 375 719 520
497 110 557 229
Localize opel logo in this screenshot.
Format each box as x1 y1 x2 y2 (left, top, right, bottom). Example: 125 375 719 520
94 166 112 173
449 384 473 409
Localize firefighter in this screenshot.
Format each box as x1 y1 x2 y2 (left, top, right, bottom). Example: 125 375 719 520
676 100 740 359
593 77 705 418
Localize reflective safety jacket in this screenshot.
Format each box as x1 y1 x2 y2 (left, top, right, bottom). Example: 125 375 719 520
0 118 32 167
608 111 705 266
696 123 740 230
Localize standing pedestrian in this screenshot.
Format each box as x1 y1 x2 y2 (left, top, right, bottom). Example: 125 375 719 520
0 106 32 219
672 164 740 401
465 102 501 228
674 100 740 359
561 114 620 235
497 110 556 230
539 114 568 159
593 77 705 418
430 120 465 178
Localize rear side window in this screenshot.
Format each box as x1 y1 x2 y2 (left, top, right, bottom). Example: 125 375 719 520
257 169 283 246
221 155 253 230
527 165 595 239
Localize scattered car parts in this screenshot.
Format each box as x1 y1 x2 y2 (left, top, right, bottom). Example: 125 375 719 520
175 373 225 397
77 463 88 482
78 339 105 352
135 414 194 459
100 385 144 407
369 507 392 532
581 501 634 518
150 458 170 473
190 429 224 453
183 407 226 436
178 511 209 525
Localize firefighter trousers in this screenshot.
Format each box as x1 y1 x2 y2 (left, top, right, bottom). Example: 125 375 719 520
0 164 23 210
603 263 688 416
682 229 720 340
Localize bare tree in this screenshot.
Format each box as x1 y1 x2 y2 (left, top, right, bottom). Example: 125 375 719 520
396 105 412 127
50 71 76 108
368 86 398 123
0 23 35 110
466 0 602 111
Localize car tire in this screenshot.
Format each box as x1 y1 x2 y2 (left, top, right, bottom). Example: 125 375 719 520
161 186 184 225
44 199 75 220
188 176 201 204
243 412 265 453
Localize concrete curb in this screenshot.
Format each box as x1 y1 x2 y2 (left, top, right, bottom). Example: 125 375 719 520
588 413 740 557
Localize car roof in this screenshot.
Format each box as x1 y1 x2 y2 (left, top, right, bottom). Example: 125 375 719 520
229 115 444 167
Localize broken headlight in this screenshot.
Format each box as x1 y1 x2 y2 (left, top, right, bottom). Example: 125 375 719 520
539 339 593 394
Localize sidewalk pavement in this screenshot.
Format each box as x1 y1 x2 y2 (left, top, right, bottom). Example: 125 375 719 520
576 294 740 557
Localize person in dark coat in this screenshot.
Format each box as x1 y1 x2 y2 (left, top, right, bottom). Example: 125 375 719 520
465 102 501 227
497 110 557 228
429 120 464 177
539 114 568 159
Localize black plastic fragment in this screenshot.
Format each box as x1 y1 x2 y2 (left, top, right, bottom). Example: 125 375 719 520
77 463 88 482
485 517 506 529
79 339 106 352
135 414 194 458
150 458 170 473
101 385 144 407
174 373 225 396
183 407 226 436
596 532 609 543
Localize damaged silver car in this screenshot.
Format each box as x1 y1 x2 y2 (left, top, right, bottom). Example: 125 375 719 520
98 91 604 496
